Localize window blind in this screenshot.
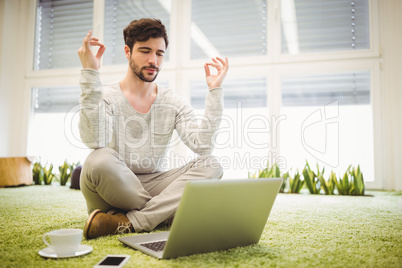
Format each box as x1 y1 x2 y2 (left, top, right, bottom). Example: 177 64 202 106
32 80 169 113
281 0 370 54
103 0 171 66
34 0 93 70
32 86 81 113
191 78 267 109
281 72 370 106
191 0 268 59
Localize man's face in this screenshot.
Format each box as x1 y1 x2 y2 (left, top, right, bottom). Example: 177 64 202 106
126 37 166 83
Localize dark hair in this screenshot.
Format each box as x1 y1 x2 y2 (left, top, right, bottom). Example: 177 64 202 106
123 18 169 51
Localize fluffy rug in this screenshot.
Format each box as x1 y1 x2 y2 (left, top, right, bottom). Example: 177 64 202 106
0 185 401 267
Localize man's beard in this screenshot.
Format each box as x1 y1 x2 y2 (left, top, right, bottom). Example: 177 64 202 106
129 58 160 83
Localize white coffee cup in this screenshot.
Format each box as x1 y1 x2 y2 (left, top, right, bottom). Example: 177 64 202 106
43 229 83 257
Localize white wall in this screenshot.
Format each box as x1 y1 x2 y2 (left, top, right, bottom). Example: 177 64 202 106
0 0 401 190
0 0 30 157
378 0 402 191
0 0 10 156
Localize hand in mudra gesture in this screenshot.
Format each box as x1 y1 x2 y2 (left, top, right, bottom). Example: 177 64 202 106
204 57 229 89
77 30 106 70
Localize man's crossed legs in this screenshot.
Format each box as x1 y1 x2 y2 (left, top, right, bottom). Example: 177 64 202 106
80 147 223 239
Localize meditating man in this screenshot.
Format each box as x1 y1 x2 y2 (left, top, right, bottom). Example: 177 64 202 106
77 18 229 239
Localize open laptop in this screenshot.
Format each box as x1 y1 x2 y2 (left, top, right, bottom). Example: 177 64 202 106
118 178 282 259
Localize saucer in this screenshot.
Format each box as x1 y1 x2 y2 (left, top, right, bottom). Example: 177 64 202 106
39 244 93 258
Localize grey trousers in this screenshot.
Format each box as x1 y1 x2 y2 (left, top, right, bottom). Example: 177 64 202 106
80 147 223 232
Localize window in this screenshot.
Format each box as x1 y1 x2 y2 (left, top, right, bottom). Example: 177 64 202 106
191 78 267 109
103 0 171 65
190 77 268 178
191 0 268 59
282 72 370 106
34 0 93 70
281 0 370 54
280 71 374 181
28 0 379 186
29 86 91 164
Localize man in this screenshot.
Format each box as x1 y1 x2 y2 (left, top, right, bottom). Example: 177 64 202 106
77 18 229 239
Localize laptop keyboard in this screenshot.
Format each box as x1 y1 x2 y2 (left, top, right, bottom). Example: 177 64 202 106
140 240 167 252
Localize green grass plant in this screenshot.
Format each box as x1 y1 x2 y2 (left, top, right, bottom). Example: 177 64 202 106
57 161 79 186
335 165 365 195
302 161 320 194
248 162 281 179
278 173 287 193
350 165 365 196
32 162 43 185
249 161 367 196
335 166 354 195
42 163 56 185
249 162 286 193
319 170 336 195
288 171 304 193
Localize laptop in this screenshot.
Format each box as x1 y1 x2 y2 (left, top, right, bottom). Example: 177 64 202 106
118 178 282 259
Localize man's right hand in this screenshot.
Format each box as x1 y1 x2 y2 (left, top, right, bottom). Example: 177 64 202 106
77 30 105 70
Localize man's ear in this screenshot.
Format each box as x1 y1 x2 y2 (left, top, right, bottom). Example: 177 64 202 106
124 45 131 60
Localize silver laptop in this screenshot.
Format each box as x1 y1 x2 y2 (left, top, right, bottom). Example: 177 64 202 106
118 178 282 259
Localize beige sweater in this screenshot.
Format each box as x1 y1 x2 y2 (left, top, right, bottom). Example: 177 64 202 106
79 69 223 173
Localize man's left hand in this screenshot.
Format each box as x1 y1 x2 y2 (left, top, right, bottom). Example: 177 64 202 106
204 57 229 89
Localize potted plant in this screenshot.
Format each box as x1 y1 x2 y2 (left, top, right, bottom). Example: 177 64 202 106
57 160 76 186
302 161 320 194
319 170 336 195
349 165 365 196
32 161 44 185
288 170 304 194
249 162 287 193
42 163 55 185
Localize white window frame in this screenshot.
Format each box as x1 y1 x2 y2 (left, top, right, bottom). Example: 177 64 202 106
24 0 382 189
